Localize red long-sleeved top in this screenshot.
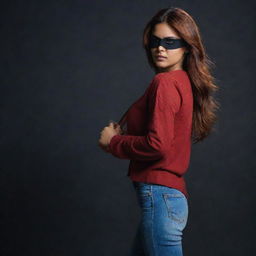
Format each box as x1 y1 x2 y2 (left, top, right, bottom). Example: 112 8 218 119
108 69 193 198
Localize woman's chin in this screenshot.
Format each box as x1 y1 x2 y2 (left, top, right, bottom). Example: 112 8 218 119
155 63 168 69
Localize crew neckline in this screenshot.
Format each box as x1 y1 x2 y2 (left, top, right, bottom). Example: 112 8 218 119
157 69 186 75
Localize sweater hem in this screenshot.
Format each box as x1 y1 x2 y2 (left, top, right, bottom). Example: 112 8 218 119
127 169 189 199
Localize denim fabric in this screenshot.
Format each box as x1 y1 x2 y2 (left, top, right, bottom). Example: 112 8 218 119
129 181 189 256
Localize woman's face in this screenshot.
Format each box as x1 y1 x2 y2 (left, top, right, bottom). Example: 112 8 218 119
150 22 187 72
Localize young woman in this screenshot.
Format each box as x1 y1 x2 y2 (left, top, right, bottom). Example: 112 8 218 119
98 7 219 256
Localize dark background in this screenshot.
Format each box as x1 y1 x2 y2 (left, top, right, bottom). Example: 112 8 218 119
1 0 255 255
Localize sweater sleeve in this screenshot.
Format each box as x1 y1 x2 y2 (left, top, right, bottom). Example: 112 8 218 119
108 75 182 161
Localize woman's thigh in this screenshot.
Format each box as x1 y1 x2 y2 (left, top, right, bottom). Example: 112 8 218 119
130 181 189 256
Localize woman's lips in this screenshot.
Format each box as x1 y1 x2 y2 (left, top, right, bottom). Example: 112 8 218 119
156 56 167 61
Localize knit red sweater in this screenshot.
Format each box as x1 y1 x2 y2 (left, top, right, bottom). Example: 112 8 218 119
108 69 193 198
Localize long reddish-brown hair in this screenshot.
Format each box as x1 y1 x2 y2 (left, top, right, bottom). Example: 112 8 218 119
142 7 220 143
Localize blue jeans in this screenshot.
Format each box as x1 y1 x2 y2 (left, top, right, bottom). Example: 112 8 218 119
129 181 189 256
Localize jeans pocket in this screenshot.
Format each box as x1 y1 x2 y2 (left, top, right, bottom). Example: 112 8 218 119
162 192 188 224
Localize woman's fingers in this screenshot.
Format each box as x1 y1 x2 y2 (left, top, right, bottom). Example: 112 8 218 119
109 120 119 128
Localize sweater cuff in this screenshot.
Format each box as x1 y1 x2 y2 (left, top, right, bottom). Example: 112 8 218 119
108 134 122 155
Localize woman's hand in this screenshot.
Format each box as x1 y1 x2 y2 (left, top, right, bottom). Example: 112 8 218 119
98 121 123 153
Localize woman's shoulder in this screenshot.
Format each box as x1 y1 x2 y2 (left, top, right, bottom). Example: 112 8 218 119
152 71 175 81
150 72 180 91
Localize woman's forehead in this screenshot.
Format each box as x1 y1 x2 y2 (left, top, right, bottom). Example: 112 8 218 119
153 23 179 38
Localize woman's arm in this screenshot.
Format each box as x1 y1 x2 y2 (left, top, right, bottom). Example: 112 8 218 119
108 76 182 161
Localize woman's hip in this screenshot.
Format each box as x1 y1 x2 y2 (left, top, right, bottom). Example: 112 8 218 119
133 181 189 230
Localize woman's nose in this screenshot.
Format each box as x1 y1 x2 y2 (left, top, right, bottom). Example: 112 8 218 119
157 45 166 51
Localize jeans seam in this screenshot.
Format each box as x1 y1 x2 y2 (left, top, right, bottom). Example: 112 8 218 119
151 185 158 256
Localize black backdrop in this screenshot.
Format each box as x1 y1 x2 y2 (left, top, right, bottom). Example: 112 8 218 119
1 1 255 255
